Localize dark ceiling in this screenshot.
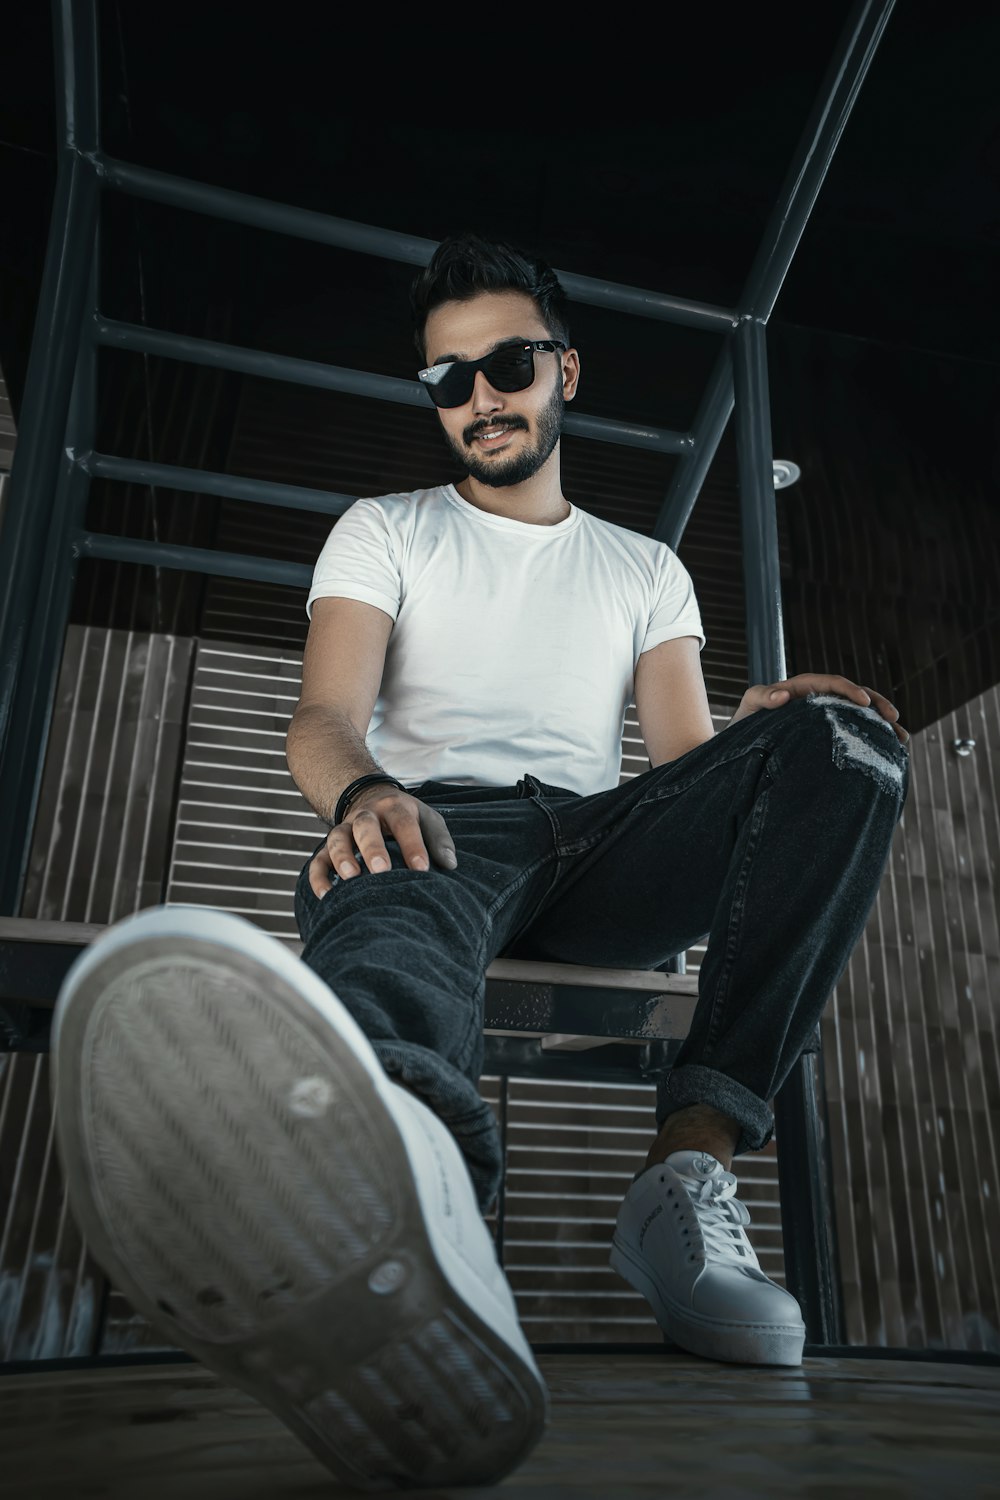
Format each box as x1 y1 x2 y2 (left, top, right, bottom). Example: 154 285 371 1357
3 3 999 384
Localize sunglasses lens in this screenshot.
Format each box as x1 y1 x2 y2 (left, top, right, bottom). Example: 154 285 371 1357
484 346 534 392
428 366 472 408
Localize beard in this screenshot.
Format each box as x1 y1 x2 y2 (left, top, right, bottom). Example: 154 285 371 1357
442 378 566 488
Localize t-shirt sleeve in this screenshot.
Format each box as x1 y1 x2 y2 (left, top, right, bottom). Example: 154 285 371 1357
639 548 706 654
305 499 402 622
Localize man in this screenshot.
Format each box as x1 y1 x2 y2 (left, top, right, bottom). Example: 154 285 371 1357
51 232 911 1490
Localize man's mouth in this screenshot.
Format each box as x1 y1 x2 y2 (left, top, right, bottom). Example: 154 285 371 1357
472 425 521 448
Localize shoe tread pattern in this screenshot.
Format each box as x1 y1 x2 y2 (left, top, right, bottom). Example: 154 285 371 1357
83 956 395 1341
303 1310 536 1488
56 942 545 1488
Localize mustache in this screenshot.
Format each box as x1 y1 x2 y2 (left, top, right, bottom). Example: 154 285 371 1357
463 417 529 444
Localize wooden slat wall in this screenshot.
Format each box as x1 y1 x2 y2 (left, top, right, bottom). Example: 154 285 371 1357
2 625 194 1361
821 681 1000 1351
0 1052 97 1361
19 627 194 925
164 641 324 936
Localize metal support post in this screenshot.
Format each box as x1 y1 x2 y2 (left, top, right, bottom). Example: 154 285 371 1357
667 0 895 1347
740 0 897 324
1 254 98 914
654 0 896 553
0 0 100 914
653 347 734 552
772 1054 847 1346
732 313 843 1348
732 317 786 688
726 0 898 1347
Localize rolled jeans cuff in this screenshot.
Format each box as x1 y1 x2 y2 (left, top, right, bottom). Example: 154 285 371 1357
656 1062 775 1157
372 1039 504 1215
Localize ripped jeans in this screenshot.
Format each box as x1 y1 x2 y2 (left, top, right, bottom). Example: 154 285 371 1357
295 693 910 1213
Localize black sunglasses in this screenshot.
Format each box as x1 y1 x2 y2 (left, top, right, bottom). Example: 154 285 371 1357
418 340 566 409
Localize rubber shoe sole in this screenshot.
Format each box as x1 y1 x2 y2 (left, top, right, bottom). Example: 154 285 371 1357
51 905 548 1490
610 1239 806 1366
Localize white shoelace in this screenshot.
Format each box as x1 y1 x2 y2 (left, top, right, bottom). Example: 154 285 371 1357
677 1170 759 1266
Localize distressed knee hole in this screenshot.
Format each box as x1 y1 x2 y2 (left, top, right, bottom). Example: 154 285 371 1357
805 693 906 796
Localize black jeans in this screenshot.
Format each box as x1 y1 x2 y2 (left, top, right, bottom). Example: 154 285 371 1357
295 693 910 1213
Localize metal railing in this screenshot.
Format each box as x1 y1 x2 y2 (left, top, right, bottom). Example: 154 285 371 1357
0 0 897 1356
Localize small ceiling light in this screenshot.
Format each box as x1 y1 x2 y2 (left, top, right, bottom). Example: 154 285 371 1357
772 460 801 489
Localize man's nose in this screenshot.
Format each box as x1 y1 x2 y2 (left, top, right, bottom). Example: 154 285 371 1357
470 369 505 414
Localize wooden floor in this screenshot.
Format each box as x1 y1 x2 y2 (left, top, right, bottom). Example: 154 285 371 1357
3 1350 999 1498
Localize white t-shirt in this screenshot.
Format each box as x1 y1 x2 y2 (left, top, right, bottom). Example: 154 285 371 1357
306 483 706 797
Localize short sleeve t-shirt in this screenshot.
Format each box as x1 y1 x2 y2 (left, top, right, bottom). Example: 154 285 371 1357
306 483 706 797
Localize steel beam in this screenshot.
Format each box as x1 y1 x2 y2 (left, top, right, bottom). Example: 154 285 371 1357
0 304 97 916
652 0 897 552
96 154 737 334
653 345 734 551
653 0 896 1354
84 453 355 518
94 316 694 456
0 0 100 915
739 0 897 322
0 182 98 736
75 532 312 589
771 1052 847 1346
742 0 896 1358
733 317 787 688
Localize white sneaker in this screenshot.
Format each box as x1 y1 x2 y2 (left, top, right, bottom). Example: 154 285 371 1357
610 1149 807 1366
51 904 548 1490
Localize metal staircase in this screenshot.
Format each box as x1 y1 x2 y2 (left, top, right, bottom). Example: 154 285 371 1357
0 0 898 1357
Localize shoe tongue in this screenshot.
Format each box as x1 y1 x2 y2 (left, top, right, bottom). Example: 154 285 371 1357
665 1149 726 1178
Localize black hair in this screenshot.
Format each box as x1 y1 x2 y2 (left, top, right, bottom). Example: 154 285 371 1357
410 231 571 365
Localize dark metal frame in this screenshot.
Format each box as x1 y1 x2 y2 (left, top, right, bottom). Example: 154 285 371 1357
0 0 949 1367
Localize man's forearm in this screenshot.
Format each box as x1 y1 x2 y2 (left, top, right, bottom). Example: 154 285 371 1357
285 704 388 826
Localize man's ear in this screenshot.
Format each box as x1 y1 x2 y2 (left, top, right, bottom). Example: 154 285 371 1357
562 347 581 402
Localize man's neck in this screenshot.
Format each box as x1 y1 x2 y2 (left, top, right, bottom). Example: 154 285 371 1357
453 462 570 527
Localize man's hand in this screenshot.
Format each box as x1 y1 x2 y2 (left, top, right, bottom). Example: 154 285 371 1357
728 674 909 745
309 785 459 899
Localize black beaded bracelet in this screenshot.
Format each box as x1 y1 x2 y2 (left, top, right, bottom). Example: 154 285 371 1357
334 773 406 828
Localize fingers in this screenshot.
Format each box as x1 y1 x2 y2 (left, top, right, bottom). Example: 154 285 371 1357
308 841 336 899
335 808 391 878
318 800 460 887
860 686 910 744
768 676 872 708
820 677 908 742
764 675 909 745
349 805 426 875
426 808 459 870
